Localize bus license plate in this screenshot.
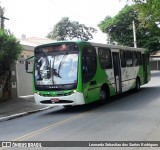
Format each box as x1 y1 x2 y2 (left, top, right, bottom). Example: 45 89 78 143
51 98 59 102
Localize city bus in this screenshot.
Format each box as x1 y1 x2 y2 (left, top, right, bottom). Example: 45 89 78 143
25 41 150 107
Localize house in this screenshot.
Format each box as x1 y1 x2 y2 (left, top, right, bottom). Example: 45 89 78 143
20 37 56 58
150 51 160 70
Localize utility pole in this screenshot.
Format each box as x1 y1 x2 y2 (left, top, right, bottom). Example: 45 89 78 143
0 8 9 29
132 20 137 48
1 16 9 29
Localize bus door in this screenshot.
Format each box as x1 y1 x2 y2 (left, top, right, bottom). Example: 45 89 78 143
142 54 148 83
112 52 122 93
82 45 99 103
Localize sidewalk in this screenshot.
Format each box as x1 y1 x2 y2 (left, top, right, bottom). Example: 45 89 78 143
0 96 52 122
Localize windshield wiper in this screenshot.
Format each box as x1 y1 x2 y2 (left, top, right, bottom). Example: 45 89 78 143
52 52 69 83
53 69 62 78
57 53 68 76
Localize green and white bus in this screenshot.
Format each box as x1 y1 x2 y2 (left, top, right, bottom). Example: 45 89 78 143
25 41 150 107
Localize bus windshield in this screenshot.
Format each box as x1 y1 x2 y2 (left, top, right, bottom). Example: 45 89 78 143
34 43 79 86
34 43 78 87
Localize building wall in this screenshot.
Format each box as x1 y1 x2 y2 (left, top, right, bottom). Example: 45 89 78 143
11 59 33 98
150 61 160 70
20 50 33 58
150 56 160 70
11 44 34 98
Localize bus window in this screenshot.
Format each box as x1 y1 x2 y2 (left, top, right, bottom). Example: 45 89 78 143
98 48 112 69
126 51 133 67
82 46 97 83
120 50 126 67
137 52 142 65
146 53 150 65
132 51 138 66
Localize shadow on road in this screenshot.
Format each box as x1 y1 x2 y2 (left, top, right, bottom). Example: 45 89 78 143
43 83 160 116
39 71 160 116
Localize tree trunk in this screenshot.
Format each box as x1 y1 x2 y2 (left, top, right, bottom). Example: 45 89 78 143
0 68 11 101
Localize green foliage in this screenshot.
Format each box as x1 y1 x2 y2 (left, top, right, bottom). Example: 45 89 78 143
125 0 160 26
0 29 23 100
0 30 22 62
47 17 97 41
98 5 160 53
0 29 23 75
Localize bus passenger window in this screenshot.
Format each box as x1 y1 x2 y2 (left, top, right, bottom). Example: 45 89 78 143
126 51 133 67
82 46 97 83
98 48 112 69
133 51 138 66
120 50 126 67
137 52 142 65
82 57 88 74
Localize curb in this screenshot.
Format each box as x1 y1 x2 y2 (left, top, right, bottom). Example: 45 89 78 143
0 106 53 122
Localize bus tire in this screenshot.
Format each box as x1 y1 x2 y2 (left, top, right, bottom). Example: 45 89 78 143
135 78 140 92
63 105 72 108
100 87 109 104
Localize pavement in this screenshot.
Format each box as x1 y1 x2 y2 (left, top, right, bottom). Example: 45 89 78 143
0 96 53 122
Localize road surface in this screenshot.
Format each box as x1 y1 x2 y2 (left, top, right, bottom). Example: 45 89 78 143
0 71 160 150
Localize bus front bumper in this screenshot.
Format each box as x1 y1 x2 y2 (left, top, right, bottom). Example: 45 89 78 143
34 92 85 106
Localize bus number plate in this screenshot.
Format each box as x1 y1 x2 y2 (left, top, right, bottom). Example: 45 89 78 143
51 98 59 102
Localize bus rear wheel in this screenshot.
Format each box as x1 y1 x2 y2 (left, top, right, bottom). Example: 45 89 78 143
63 105 73 108
100 87 109 104
135 78 140 92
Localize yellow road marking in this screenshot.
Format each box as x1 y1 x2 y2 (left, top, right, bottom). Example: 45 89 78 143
13 110 92 141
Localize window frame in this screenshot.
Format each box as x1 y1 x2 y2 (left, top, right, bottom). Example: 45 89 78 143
120 50 126 68
98 47 112 69
82 45 97 83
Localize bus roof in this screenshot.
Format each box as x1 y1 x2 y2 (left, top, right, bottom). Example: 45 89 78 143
35 40 146 52
90 42 145 52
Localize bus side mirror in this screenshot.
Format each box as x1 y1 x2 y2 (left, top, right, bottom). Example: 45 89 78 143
25 56 34 73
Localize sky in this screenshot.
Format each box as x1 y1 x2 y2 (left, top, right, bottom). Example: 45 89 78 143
0 0 126 43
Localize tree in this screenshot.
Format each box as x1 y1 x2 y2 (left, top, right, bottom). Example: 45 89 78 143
0 29 23 101
47 17 97 41
124 0 160 27
98 5 160 53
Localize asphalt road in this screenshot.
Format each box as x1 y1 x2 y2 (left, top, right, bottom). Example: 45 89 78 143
0 71 160 150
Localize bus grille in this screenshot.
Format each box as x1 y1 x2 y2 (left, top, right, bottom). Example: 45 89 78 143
39 91 74 97
41 100 73 104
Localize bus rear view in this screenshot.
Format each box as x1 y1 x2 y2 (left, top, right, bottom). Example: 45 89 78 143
31 42 85 106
